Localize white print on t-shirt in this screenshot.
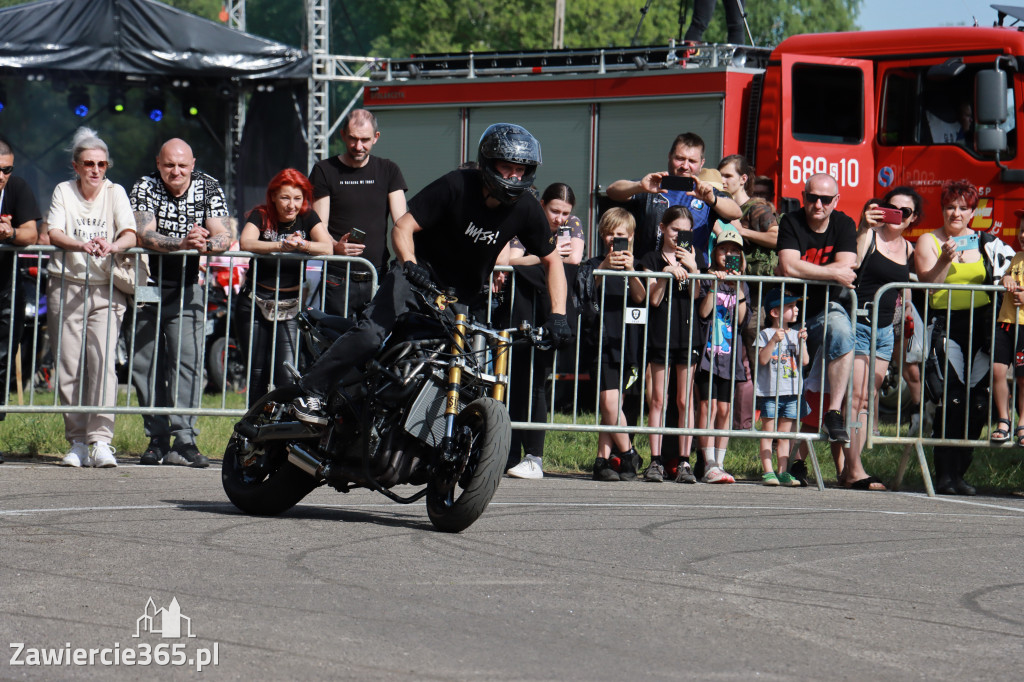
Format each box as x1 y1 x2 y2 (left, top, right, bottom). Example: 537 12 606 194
338 179 376 185
465 221 499 245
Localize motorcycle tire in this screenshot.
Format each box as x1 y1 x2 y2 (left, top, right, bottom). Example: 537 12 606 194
426 397 511 533
206 335 229 393
222 388 319 516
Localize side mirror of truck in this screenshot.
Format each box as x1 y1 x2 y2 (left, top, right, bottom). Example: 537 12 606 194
975 68 1008 125
974 66 1009 155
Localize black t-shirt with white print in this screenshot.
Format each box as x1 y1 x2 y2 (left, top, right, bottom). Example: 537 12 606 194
129 171 230 289
244 208 320 290
408 169 553 302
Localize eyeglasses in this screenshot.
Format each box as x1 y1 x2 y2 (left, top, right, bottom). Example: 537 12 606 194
896 206 914 220
0 166 13 175
804 192 836 205
78 160 108 169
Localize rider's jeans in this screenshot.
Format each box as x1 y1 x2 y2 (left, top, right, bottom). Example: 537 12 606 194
299 263 424 398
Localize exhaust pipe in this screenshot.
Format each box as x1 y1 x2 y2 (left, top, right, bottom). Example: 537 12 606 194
287 443 326 479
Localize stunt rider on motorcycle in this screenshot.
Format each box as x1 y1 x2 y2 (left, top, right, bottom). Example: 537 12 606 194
291 123 571 425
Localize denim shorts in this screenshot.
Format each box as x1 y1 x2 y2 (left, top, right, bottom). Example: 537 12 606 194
854 320 894 361
757 394 810 420
805 302 855 362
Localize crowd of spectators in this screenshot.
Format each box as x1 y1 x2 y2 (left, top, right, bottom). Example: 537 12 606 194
0 120 1017 498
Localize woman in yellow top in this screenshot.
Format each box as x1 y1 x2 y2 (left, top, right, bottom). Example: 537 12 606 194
915 179 1014 495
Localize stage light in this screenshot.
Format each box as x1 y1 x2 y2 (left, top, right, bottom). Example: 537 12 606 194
181 92 200 118
108 86 126 114
144 91 166 122
67 87 90 117
0 85 6 113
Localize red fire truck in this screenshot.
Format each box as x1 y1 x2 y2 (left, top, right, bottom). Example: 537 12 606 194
364 12 1023 245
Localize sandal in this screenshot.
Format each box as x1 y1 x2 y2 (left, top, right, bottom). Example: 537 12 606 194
990 418 1012 443
847 475 887 491
1015 425 1024 447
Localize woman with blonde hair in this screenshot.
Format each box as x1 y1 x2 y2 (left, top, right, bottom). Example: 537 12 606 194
45 127 136 467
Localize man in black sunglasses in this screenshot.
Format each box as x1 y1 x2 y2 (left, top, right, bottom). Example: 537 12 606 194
0 137 41 464
776 172 857 444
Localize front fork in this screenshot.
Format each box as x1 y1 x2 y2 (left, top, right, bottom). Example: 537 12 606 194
439 315 511 463
440 313 469 463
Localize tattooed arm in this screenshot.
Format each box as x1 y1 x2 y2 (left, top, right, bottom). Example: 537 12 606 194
135 210 186 252
204 215 230 254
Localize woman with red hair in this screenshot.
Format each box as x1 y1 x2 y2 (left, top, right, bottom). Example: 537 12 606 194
916 179 1015 495
239 168 332 405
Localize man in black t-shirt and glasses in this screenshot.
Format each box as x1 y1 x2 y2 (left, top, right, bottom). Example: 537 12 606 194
310 109 408 316
776 172 857 443
0 137 41 465
130 139 231 467
291 123 571 425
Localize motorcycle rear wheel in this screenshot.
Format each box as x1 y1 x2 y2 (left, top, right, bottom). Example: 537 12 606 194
222 389 319 516
426 397 510 533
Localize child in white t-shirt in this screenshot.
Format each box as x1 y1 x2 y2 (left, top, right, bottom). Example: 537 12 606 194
756 288 809 486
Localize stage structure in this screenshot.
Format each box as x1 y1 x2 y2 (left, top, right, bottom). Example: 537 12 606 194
0 0 311 214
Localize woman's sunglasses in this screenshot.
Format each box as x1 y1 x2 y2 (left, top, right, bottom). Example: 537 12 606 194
78 160 108 169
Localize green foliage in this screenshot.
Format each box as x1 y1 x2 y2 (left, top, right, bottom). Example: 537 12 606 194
2 390 246 461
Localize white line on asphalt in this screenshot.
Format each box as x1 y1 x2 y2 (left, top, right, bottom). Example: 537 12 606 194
1 496 1022 519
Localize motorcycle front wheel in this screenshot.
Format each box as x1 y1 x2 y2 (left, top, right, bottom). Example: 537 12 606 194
426 397 511 533
222 388 319 516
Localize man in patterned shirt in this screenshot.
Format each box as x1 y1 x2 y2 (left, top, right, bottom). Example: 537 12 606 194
130 138 230 467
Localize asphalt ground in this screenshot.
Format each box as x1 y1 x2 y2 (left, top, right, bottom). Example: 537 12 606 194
1 462 1022 681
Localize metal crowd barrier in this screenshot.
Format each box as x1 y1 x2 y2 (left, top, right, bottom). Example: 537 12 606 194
8 245 1008 496
495 267 860 491
866 280 1010 497
0 246 375 417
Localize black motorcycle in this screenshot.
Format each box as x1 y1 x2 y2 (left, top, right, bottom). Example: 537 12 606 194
221 284 543 532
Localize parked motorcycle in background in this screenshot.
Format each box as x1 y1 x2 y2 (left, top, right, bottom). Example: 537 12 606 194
201 262 248 394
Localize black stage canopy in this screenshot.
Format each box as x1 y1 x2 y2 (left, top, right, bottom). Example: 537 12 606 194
0 0 310 81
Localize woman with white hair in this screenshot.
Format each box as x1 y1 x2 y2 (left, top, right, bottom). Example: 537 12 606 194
45 127 136 468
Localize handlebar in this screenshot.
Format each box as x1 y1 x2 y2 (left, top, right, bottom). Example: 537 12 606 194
412 280 549 349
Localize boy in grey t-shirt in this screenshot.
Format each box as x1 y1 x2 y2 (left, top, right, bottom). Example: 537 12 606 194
756 289 809 486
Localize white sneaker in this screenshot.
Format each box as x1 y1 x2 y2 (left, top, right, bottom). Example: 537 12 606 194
91 442 118 468
507 454 543 479
60 442 90 468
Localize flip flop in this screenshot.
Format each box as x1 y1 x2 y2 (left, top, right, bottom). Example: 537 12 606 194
847 475 886 491
990 418 1012 443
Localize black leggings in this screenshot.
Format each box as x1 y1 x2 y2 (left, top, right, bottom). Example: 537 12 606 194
684 0 746 44
237 291 299 407
507 344 554 466
930 309 990 481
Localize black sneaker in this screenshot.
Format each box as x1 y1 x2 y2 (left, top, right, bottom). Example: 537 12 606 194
593 457 621 481
165 442 210 468
822 410 850 443
618 448 641 482
291 395 329 425
139 438 168 466
788 459 809 487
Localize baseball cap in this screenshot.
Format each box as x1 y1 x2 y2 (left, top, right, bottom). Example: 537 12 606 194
714 227 743 249
763 288 802 311
697 168 725 191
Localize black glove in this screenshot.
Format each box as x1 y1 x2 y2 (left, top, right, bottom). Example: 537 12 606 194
403 261 433 289
542 313 572 350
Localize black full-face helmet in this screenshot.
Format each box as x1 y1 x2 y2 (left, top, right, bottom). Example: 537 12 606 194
477 123 542 206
